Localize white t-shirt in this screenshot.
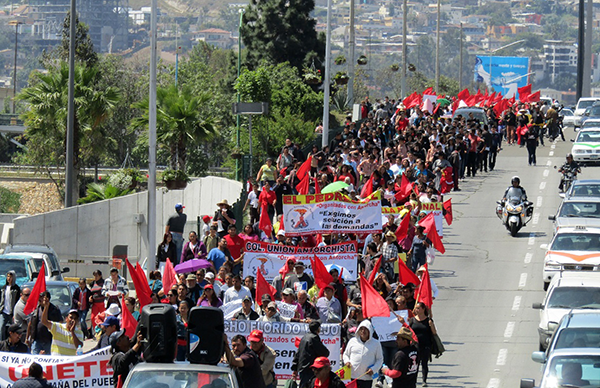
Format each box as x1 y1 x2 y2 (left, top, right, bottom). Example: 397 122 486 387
3 285 12 315
223 286 252 304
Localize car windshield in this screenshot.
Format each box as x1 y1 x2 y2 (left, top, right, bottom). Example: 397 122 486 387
576 131 600 143
570 184 600 198
455 110 486 123
31 258 51 276
578 100 598 110
558 202 600 218
126 370 235 388
583 121 600 129
47 285 72 310
589 107 600 116
555 328 600 350
562 110 574 117
0 260 30 287
550 233 600 251
547 287 600 309
541 355 600 388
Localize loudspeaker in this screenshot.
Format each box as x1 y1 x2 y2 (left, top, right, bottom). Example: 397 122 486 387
187 306 225 365
139 303 177 363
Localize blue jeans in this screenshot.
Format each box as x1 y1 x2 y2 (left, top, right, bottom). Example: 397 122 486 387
171 232 184 265
78 310 89 337
0 312 10 341
32 340 51 355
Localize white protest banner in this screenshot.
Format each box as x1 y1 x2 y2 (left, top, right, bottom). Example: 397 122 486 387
420 202 444 237
243 241 358 282
371 310 409 342
275 301 297 319
224 321 341 380
0 347 113 388
282 192 382 236
221 299 244 319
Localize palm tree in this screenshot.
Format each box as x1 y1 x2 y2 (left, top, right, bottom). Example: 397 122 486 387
132 84 218 172
18 63 121 202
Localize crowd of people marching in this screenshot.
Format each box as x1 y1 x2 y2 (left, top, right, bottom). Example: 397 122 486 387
0 88 557 388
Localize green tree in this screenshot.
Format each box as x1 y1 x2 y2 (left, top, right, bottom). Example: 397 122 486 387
241 0 326 71
41 12 98 68
17 63 120 201
132 84 219 172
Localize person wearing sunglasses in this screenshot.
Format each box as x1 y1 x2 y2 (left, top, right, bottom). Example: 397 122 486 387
306 357 345 388
12 287 31 336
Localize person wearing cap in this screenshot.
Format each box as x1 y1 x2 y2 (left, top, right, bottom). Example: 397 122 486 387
381 327 420 388
232 296 259 320
258 294 273 315
0 324 28 353
248 330 277 388
91 315 120 351
201 215 212 237
40 296 83 356
12 362 51 388
213 199 236 238
196 284 223 307
342 320 383 388
283 261 314 292
166 203 187 262
280 288 304 320
0 270 21 341
307 356 345 388
27 291 61 355
223 274 252 304
316 284 342 323
110 329 144 387
224 334 266 388
292 321 330 388
185 274 202 305
258 301 289 322
102 268 129 306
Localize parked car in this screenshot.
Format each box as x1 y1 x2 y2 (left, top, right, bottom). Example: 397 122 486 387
521 348 600 388
22 280 78 318
452 107 489 126
563 180 600 199
532 311 600 364
3 244 69 280
533 272 600 350
0 254 35 287
560 108 577 128
571 127 600 164
123 362 239 388
548 197 600 232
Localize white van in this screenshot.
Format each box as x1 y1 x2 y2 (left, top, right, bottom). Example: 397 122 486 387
574 97 600 128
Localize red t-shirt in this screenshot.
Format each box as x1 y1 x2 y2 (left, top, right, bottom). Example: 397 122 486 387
224 234 244 260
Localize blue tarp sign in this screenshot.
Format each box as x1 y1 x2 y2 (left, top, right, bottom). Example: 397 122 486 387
474 56 530 98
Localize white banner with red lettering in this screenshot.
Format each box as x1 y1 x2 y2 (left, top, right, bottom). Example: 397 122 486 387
282 192 382 236
243 241 359 282
0 347 113 388
224 321 341 380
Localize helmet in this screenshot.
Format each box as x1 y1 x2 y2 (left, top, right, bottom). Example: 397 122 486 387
511 176 520 185
566 153 573 159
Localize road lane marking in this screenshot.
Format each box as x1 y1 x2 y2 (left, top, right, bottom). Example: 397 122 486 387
540 182 546 190
543 169 549 177
536 196 543 207
546 160 551 166
512 296 522 311
487 378 500 388
529 233 536 245
504 322 515 338
497 349 508 365
519 273 527 289
525 253 533 263
549 151 554 156
532 214 540 225
551 144 556 149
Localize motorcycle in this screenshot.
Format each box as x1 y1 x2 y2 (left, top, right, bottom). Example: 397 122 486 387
496 188 534 237
556 165 578 194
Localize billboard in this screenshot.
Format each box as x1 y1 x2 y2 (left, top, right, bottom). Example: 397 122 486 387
474 56 530 98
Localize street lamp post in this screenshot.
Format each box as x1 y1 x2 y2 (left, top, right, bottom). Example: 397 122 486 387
236 8 244 181
487 39 525 93
8 20 21 114
322 0 332 149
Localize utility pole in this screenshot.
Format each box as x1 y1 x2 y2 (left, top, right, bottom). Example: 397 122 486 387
459 23 464 91
401 0 407 98
148 0 158 274
583 0 592 97
236 9 243 181
576 0 585 100
435 0 441 92
348 0 355 106
64 3 76 208
9 20 21 114
322 0 332 149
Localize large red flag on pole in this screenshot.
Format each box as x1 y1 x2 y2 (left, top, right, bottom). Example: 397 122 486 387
24 262 46 316
259 203 273 236
256 268 276 305
420 213 446 254
359 275 390 318
126 259 152 309
310 255 334 289
395 212 411 241
415 264 433 309
398 258 420 286
161 258 177 295
296 174 310 195
360 175 374 199
120 296 137 338
367 256 383 285
443 199 453 226
296 156 312 181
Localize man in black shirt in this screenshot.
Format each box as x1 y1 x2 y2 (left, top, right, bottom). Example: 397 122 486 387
0 324 28 353
224 334 266 388
284 262 314 292
109 329 143 387
233 296 259 320
166 203 187 263
273 175 294 217
382 327 420 388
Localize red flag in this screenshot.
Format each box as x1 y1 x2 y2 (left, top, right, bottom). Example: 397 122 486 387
24 262 46 316
309 255 334 289
345 380 358 388
278 257 296 277
518 84 532 101
395 212 411 241
367 256 383 284
415 264 433 309
280 214 285 232
526 91 540 103
314 177 321 194
296 173 310 195
161 258 177 295
420 213 445 254
402 321 420 343
360 175 374 198
398 258 420 286
423 87 435 96
443 199 453 226
126 259 152 309
120 296 137 338
296 155 312 181
457 88 470 101
394 174 413 202
256 268 276 305
294 336 302 348
440 166 454 194
359 275 390 318
259 203 273 236
493 98 507 117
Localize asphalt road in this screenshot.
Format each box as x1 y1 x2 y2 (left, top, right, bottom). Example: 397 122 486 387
428 134 580 388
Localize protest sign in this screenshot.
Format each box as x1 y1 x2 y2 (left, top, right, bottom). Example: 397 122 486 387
282 192 382 236
243 241 358 282
420 202 444 236
0 347 113 388
221 299 244 319
224 321 341 380
275 301 298 319
381 206 408 225
371 310 409 342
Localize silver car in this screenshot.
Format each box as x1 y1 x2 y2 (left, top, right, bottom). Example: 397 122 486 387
521 348 600 388
548 197 600 232
560 108 577 128
563 180 600 199
123 363 239 388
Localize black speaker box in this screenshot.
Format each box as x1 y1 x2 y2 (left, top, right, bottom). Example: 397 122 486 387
187 306 225 365
139 303 177 363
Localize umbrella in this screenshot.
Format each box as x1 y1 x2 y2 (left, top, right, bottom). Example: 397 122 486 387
174 259 212 274
322 181 350 194
436 98 451 107
324 264 354 282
